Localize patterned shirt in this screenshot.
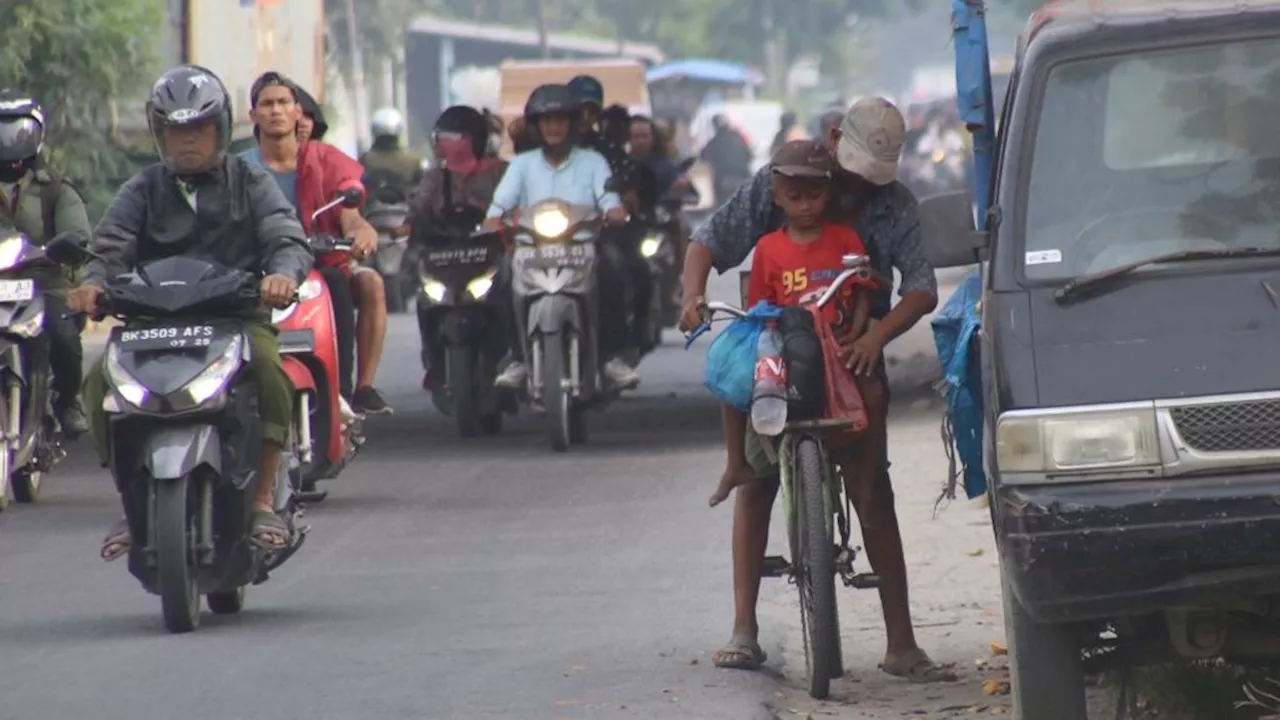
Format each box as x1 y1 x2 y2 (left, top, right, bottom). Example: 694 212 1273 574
692 165 938 319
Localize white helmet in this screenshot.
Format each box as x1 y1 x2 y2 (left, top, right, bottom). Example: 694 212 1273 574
370 107 404 139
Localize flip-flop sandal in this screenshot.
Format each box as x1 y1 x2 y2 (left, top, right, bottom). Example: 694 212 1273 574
713 639 768 670
100 518 132 562
249 509 290 550
879 647 959 683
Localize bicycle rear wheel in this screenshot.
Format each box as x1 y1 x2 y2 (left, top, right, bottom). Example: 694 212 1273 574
794 437 838 699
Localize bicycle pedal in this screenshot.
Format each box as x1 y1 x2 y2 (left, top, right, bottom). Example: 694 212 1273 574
844 573 882 590
761 555 791 577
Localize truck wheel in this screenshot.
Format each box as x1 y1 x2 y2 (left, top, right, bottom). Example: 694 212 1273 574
1002 567 1086 719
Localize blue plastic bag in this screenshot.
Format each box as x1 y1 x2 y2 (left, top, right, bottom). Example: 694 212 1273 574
701 301 783 412
931 271 986 500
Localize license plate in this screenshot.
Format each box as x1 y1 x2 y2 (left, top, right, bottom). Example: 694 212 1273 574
525 244 594 268
426 246 494 268
0 279 35 302
117 325 218 352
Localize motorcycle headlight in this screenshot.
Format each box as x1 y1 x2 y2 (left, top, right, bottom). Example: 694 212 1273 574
184 334 245 406
996 404 1160 481
0 236 24 272
467 271 495 300
532 207 570 238
422 278 447 303
931 149 946 163
105 342 148 409
640 235 663 258
7 307 43 339
271 277 323 325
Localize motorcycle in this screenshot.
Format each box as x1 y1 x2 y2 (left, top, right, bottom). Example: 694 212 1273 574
505 199 613 453
46 236 305 634
362 183 414 314
0 231 67 509
417 207 513 437
272 184 366 502
636 158 701 352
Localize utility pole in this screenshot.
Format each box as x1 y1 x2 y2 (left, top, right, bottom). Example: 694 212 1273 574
344 0 371 151
534 0 550 57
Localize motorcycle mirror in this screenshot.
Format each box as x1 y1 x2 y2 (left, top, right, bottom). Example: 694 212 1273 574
339 183 366 208
45 231 94 266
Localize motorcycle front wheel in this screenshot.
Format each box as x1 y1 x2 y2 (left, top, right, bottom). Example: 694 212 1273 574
155 478 201 633
541 333 570 453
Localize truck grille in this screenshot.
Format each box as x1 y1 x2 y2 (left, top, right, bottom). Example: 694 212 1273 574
1170 399 1280 453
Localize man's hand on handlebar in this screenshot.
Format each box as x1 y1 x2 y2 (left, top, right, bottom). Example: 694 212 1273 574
350 226 378 262
678 293 706 333
604 207 628 226
260 274 298 309
67 284 104 315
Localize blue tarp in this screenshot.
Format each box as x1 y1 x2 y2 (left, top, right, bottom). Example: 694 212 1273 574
646 59 763 86
932 271 986 501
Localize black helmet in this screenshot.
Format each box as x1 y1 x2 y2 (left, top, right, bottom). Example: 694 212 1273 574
434 105 488 159
0 91 45 164
146 64 233 174
524 84 579 123
567 75 604 109
294 85 329 141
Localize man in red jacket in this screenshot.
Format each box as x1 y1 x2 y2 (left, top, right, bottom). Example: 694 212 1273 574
241 72 392 414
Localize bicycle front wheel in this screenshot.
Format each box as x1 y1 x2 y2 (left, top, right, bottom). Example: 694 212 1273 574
794 437 838 699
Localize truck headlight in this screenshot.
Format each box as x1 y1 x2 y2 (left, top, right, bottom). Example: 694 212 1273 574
996 405 1160 477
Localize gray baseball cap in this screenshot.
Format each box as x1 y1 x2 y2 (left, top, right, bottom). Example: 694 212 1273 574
835 97 906 186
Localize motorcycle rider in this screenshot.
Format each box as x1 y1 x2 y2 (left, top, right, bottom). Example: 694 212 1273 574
71 65 313 560
410 105 508 390
482 84 639 391
700 114 754 205
360 107 424 201
0 91 93 438
239 72 370 411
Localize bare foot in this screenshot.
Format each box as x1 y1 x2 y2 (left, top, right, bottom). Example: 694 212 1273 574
709 463 756 507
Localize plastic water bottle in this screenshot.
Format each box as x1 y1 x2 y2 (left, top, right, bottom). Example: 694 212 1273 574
751 321 788 436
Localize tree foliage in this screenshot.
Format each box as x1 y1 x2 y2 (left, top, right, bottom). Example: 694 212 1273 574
0 0 163 217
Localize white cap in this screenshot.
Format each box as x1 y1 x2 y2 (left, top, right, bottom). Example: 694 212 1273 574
835 97 906 186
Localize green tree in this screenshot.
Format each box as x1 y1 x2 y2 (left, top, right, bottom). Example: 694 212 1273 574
0 0 163 218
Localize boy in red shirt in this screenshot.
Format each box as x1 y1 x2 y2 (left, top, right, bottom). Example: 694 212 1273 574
710 139 885 670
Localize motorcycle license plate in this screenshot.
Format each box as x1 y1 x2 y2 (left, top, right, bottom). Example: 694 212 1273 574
117 325 218 352
523 244 594 269
0 279 34 302
426 246 493 268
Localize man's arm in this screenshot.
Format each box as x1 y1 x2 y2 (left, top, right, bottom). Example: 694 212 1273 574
244 164 312 284
85 174 149 287
53 183 93 284
339 207 375 242
486 154 524 220
689 166 780 274
867 187 939 346
588 151 622 213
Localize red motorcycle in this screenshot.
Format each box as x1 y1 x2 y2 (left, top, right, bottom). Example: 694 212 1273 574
274 183 365 502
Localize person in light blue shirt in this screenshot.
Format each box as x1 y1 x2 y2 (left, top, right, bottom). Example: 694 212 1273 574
484 83 639 392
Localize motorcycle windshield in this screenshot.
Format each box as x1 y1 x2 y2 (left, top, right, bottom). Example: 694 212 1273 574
107 256 255 318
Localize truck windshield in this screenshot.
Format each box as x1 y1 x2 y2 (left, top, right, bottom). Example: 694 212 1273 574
1022 38 1280 281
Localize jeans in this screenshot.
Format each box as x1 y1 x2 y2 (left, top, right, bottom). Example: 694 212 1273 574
596 234 632 360
318 267 356 399
83 321 295 464
40 294 83 409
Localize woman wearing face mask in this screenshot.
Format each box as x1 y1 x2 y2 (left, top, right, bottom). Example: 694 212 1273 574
408 105 507 390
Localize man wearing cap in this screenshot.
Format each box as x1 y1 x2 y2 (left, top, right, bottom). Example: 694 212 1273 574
681 97 953 683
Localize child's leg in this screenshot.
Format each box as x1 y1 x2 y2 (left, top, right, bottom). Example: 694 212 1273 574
716 426 780 670
711 404 754 507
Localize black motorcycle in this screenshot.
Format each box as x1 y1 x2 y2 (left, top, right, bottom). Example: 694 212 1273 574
47 236 305 634
417 207 512 437
635 159 701 352
0 231 67 509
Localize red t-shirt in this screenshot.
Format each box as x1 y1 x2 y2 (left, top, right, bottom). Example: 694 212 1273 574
746 222 872 330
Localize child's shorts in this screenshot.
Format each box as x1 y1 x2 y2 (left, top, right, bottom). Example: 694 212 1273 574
743 425 861 479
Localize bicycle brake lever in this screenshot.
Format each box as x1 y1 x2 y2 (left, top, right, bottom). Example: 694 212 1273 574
683 321 711 350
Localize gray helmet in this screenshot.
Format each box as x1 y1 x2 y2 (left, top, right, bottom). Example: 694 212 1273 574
371 107 404 139
524 84 579 123
0 91 44 164
146 64 233 173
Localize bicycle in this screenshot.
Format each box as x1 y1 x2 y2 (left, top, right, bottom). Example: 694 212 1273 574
687 253 883 699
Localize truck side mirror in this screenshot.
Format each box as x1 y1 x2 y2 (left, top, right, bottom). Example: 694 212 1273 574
919 191 989 269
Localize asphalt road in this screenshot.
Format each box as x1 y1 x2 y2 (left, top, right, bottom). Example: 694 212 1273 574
0 268 982 720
